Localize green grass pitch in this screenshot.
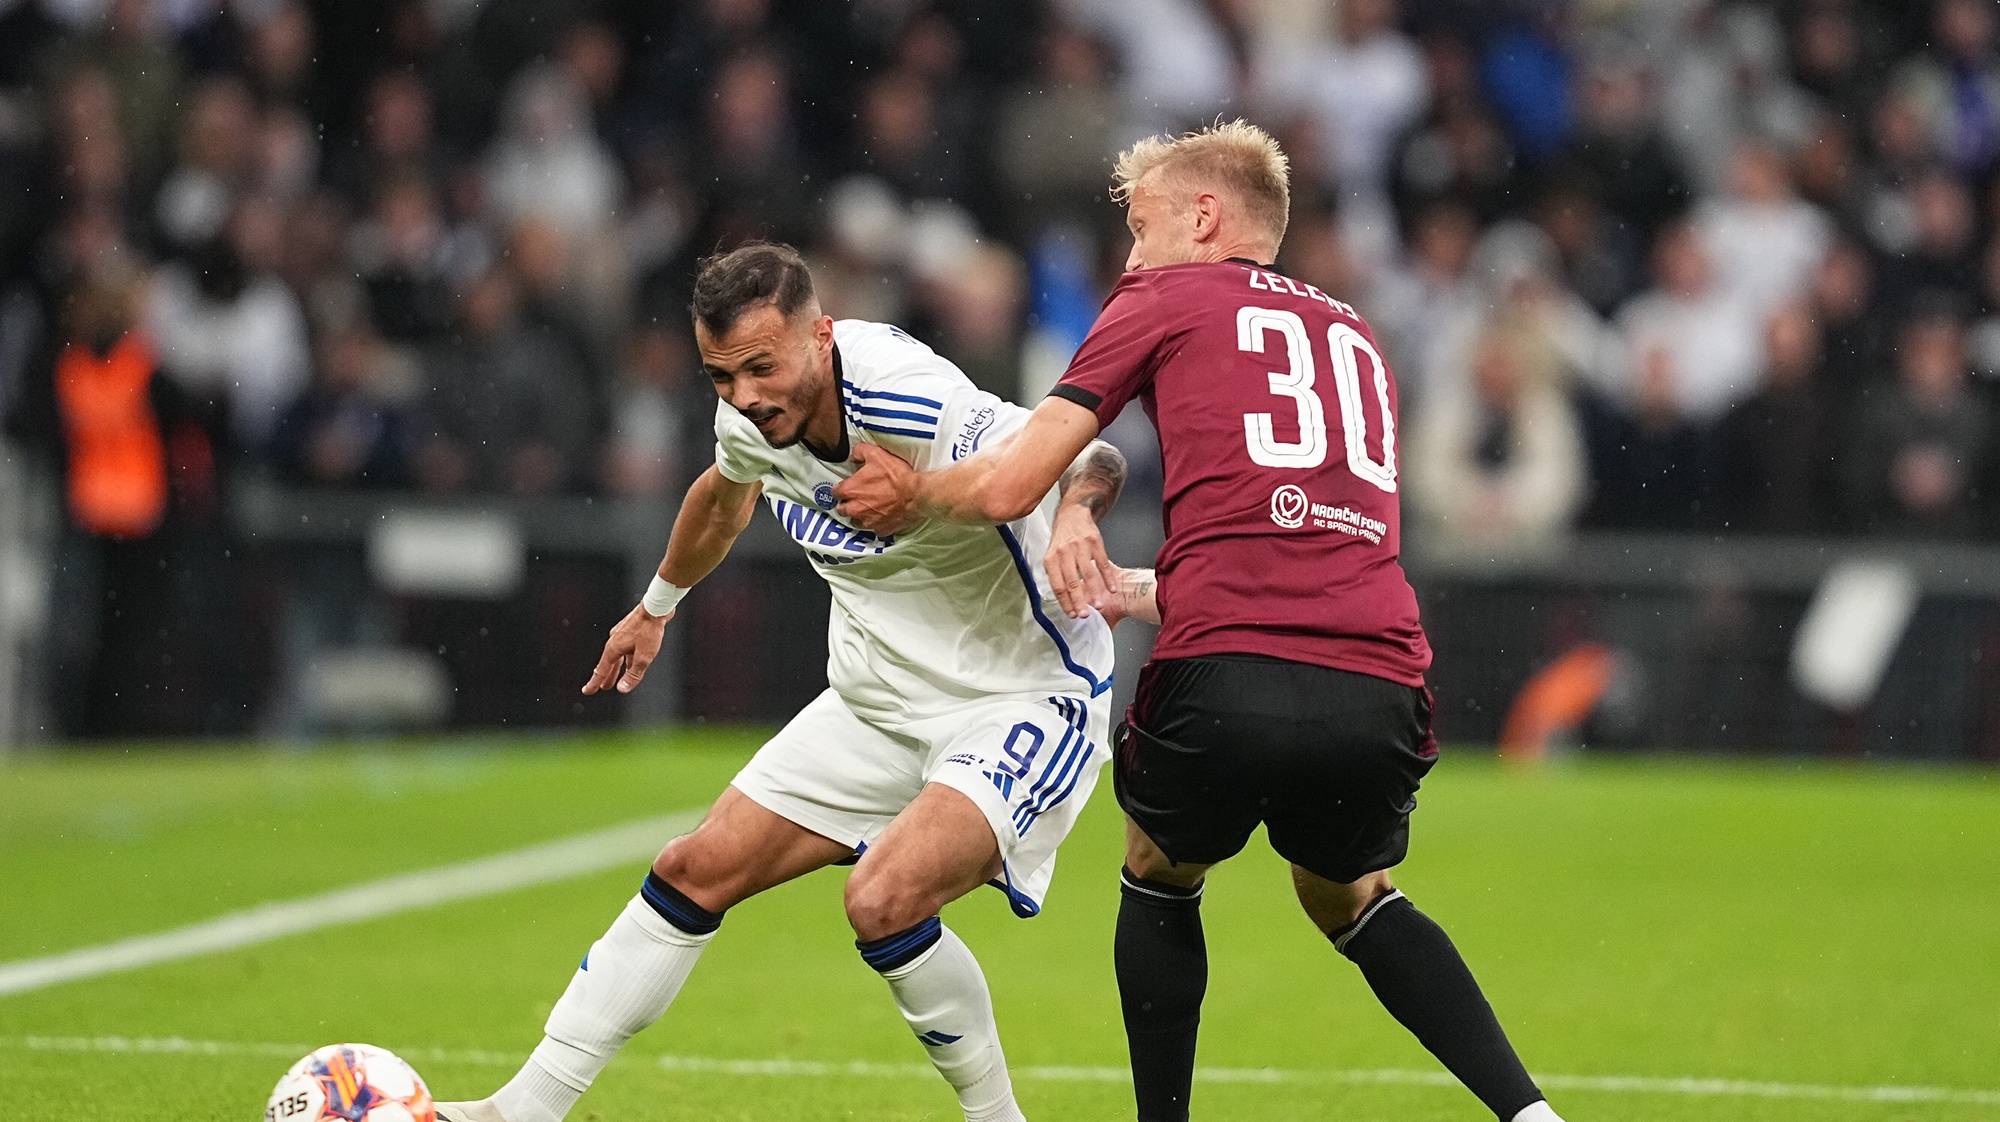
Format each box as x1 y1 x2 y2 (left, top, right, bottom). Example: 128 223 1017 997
4 731 1998 1120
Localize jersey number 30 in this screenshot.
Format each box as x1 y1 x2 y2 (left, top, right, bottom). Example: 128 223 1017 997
1236 306 1397 492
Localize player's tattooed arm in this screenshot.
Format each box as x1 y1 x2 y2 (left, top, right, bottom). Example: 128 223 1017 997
1057 439 1127 520
1047 439 1128 619
1100 566 1160 628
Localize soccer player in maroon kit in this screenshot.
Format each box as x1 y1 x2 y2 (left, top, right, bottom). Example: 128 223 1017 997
836 121 1562 1122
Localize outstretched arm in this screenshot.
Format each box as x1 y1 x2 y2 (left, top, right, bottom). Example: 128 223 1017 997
584 466 763 695
656 465 764 589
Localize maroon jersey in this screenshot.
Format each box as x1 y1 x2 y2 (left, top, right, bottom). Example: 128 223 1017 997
1050 259 1431 686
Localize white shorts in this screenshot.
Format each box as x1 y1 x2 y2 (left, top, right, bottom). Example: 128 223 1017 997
730 688 1111 917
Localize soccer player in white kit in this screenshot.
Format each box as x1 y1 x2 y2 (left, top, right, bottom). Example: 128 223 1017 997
436 243 1125 1122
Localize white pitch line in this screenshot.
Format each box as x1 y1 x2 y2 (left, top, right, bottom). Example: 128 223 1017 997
7 1036 1999 1108
0 811 698 998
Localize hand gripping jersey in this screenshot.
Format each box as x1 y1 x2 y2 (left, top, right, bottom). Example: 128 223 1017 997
714 320 1117 723
1050 260 1431 686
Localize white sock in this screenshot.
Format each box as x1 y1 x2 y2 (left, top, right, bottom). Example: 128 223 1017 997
490 894 715 1122
1512 1101 1564 1122
877 924 1025 1122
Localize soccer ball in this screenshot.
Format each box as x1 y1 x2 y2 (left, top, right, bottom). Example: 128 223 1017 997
265 1043 436 1122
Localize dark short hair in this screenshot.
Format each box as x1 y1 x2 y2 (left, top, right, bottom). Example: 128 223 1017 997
690 242 816 336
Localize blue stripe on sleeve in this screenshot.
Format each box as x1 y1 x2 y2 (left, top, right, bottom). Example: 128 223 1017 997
844 400 941 425
858 422 936 440
852 386 945 409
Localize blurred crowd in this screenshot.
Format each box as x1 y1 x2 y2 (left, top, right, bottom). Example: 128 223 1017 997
3 0 2000 555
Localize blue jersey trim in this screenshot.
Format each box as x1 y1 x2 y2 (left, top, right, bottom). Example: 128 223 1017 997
1013 719 1081 828
995 526 1112 697
1015 738 1087 835
987 860 1043 918
1021 742 1094 838
844 399 940 425
852 386 946 409
858 422 937 440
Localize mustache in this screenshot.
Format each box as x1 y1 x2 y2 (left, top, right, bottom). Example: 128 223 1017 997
742 406 782 423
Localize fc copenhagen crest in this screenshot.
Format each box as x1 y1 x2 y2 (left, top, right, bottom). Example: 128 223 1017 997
1269 484 1309 529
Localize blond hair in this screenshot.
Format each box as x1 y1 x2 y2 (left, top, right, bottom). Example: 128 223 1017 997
1111 118 1292 244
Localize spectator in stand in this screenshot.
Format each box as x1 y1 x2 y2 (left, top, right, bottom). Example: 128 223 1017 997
415 267 594 496
1793 113 1869 234
1259 0 1428 198
275 189 355 328
146 202 311 449
251 103 320 202
601 323 697 498
325 70 447 206
1810 237 1885 393
1369 199 1484 405
1407 323 1588 560
1692 139 1831 316
269 319 416 490
1584 342 1721 531
243 0 320 117
507 215 614 387
1891 0 2000 177
914 243 1029 400
1788 0 1875 126
1553 53 1690 251
45 0 183 181
1717 302 1841 533
1535 183 1643 317
1476 3 1575 166
36 66 134 265
1660 4 1816 194
1063 0 1240 136
556 19 628 149
851 67 971 205
1843 307 1993 538
484 62 622 239
5 265 221 737
1438 220 1618 406
1388 88 1520 226
1615 219 1763 422
1879 169 1982 319
694 46 810 238
352 175 458 347
152 74 256 253
995 22 1122 238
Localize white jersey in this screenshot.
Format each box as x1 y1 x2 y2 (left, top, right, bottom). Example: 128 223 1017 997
713 319 1115 724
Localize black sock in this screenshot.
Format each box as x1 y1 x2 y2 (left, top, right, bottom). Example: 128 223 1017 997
1116 869 1207 1122
1334 892 1543 1120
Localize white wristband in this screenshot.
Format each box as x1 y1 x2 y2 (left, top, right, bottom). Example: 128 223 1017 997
641 575 688 619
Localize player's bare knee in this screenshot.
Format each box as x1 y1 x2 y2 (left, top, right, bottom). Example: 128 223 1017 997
650 833 736 912
843 863 932 942
1123 837 1205 888
1294 865 1393 934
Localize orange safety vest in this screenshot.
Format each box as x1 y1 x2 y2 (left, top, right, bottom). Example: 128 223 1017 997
54 333 169 539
